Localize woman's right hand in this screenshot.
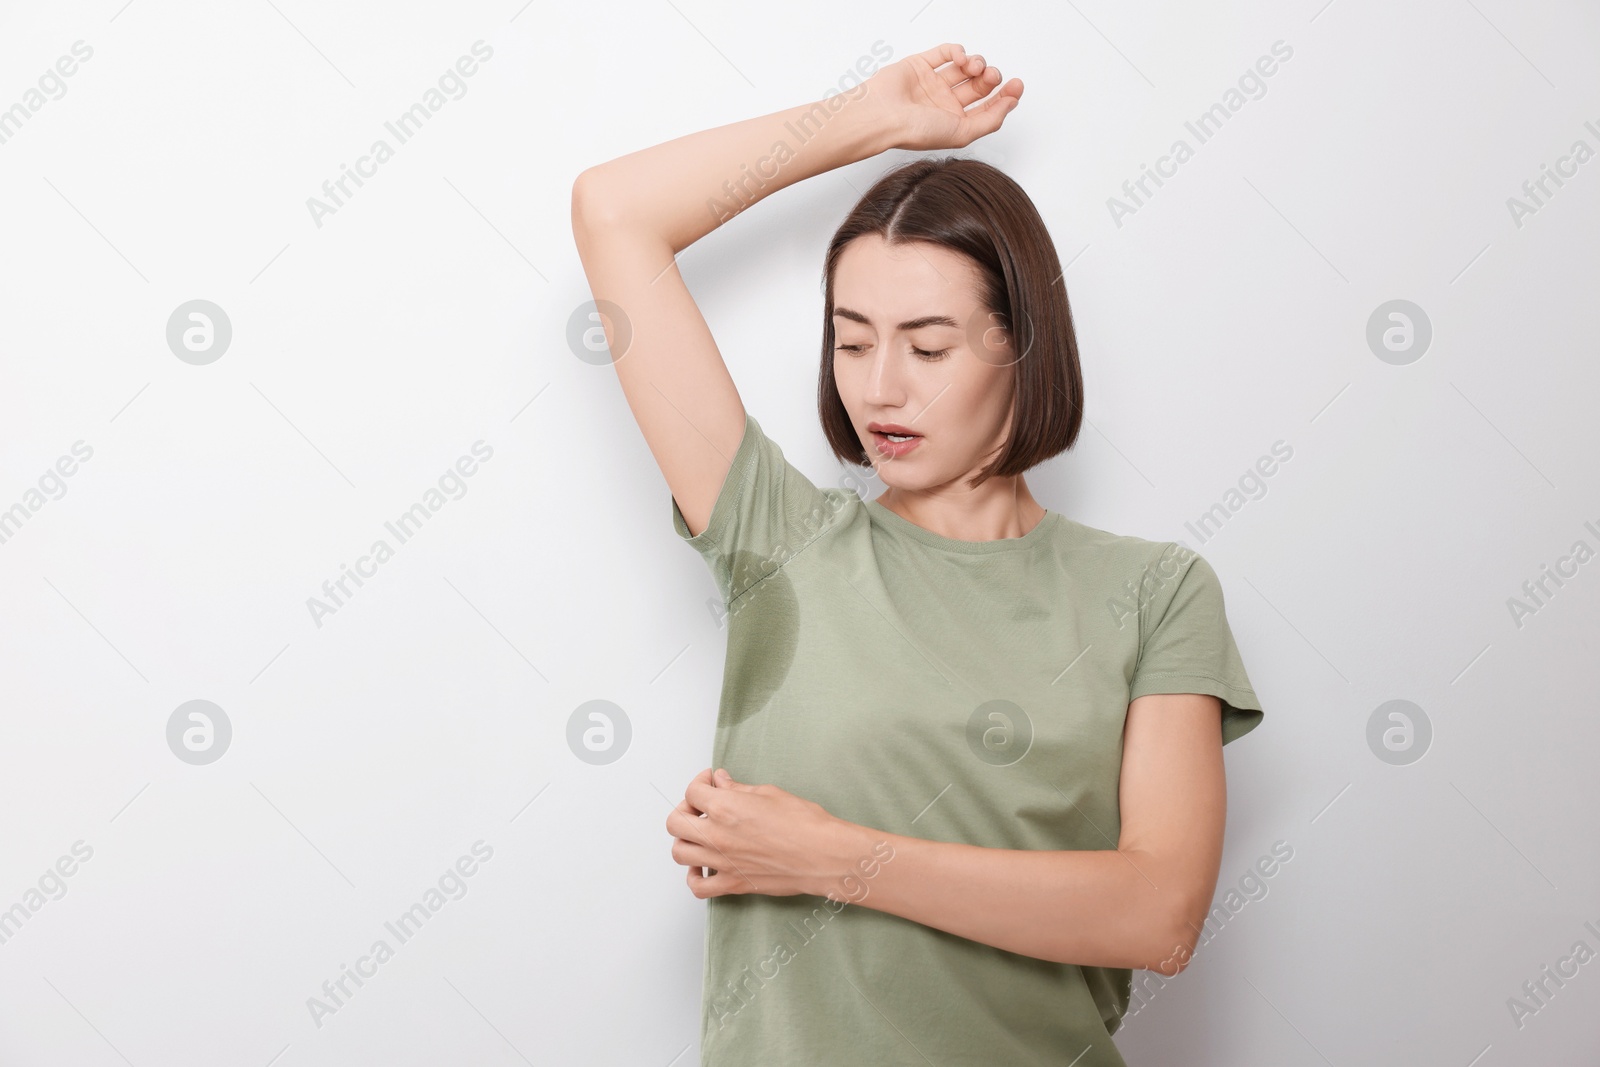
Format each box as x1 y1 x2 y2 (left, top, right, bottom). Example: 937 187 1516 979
860 42 1023 153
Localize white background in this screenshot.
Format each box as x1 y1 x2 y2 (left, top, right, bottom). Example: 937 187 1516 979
1 1 1597 1064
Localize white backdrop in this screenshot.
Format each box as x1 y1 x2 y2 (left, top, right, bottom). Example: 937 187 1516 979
2 1 1598 1064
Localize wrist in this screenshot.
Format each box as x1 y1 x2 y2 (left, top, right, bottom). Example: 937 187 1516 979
801 86 898 163
810 818 897 902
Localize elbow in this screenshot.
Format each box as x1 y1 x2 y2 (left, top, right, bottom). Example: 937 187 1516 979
1137 900 1206 976
571 166 623 235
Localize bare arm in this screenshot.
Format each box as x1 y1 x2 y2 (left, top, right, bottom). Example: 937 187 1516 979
569 43 1022 536
801 694 1225 971
672 692 1225 971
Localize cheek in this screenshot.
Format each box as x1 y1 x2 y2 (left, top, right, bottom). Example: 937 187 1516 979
832 359 857 402
940 359 1006 412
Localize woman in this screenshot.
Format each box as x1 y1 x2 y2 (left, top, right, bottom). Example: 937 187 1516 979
572 42 1264 1067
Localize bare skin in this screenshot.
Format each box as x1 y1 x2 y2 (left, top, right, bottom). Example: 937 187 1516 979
575 44 1227 973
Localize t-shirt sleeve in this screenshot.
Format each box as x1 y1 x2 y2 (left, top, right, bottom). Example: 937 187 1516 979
1128 543 1264 745
670 412 837 608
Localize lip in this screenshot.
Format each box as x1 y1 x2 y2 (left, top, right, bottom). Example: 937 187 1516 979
870 429 923 459
868 422 921 436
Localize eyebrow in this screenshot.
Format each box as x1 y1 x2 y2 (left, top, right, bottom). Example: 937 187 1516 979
832 307 961 331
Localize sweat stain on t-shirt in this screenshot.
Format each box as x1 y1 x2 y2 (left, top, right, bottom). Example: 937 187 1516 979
720 548 799 725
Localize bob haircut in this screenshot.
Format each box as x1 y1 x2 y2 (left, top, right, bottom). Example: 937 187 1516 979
816 156 1084 489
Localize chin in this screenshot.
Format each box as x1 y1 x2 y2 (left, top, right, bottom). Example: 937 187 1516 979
870 466 927 491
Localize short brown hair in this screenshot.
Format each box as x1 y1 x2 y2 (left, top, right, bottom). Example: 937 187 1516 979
816 156 1084 488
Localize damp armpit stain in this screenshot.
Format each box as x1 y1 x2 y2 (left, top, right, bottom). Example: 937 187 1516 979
718 549 800 726
1010 599 1048 622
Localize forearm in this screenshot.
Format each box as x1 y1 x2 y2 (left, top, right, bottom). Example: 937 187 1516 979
823 820 1198 973
574 89 893 251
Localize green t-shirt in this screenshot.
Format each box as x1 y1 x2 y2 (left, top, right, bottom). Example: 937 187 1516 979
671 412 1264 1066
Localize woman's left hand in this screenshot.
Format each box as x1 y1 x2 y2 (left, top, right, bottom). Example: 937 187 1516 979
666 767 853 899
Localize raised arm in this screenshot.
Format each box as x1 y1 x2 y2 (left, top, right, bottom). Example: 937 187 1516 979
569 43 1022 537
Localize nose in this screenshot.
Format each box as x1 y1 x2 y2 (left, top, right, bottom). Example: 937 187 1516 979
863 346 906 407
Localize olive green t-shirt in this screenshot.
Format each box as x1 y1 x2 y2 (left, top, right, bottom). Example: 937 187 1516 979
670 412 1264 1067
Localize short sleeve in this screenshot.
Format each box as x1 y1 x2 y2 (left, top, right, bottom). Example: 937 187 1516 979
1128 543 1264 745
670 412 842 608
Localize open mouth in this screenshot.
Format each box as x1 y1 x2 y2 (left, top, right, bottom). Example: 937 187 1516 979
870 428 924 456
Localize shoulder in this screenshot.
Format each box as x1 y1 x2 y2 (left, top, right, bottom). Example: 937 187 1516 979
1049 515 1193 575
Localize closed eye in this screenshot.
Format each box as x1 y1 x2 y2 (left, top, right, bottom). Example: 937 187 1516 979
834 344 951 361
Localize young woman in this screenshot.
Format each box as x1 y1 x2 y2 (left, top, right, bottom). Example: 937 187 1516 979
572 42 1264 1067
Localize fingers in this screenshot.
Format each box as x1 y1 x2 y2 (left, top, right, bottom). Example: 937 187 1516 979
687 863 717 897
671 836 721 870
961 82 1023 142
683 766 715 812
950 64 1001 108
685 767 727 811
665 767 715 838
914 41 966 74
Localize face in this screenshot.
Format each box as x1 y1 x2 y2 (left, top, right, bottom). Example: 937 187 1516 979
830 233 1017 492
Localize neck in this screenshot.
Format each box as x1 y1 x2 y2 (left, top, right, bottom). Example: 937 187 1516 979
874 476 1046 542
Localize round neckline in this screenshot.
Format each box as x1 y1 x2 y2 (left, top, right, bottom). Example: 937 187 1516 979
866 499 1058 554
